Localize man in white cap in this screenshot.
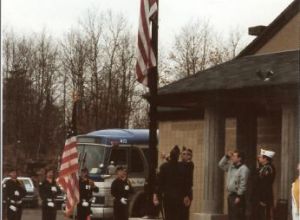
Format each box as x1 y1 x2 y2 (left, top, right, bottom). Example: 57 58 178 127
252 148 276 220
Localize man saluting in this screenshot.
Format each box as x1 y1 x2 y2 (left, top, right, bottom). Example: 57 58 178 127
253 148 276 220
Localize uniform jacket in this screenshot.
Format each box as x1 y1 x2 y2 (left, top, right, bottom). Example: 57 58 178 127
3 179 26 207
219 156 250 196
180 161 194 199
39 179 61 207
156 160 190 201
79 177 99 202
111 178 133 205
253 163 275 205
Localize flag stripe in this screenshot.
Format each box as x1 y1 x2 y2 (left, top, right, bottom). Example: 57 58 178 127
149 0 158 18
137 34 149 67
64 137 77 150
61 153 79 164
57 136 79 216
62 147 77 159
136 0 158 86
140 0 151 48
59 164 79 177
136 62 145 83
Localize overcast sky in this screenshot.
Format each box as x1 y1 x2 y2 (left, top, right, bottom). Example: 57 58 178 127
2 0 293 48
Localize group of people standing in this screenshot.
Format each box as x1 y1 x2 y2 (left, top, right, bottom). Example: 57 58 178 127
3 146 300 220
3 167 98 220
109 146 193 220
219 148 276 220
151 146 279 220
152 146 194 220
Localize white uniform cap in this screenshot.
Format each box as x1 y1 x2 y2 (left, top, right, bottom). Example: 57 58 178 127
260 149 275 158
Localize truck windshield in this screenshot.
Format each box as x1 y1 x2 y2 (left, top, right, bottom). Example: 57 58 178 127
77 144 105 176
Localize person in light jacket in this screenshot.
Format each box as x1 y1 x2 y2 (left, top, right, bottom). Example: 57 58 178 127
219 150 250 220
292 163 300 220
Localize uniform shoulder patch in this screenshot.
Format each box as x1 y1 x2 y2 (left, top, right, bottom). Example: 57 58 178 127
262 165 273 176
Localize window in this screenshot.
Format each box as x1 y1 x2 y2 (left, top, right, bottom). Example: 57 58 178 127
109 148 128 167
77 145 105 175
130 148 144 173
20 179 32 189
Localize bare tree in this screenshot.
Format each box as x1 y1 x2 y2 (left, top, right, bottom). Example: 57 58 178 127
168 19 212 79
60 29 89 133
168 19 245 80
79 9 104 130
60 10 141 132
2 31 64 167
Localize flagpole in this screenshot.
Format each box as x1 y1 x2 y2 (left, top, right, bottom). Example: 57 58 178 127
148 0 159 217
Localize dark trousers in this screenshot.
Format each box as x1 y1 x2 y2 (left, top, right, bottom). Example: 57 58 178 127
7 205 22 220
182 206 190 220
252 203 272 220
77 204 91 220
163 197 184 220
42 206 57 220
113 202 128 220
228 194 246 220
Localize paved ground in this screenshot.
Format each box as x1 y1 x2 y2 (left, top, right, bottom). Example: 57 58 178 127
2 208 160 220
1 208 65 220
24 208 65 220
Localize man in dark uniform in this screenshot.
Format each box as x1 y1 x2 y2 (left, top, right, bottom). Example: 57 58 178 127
3 168 26 220
153 145 190 220
111 166 133 220
77 167 99 220
39 168 61 220
180 147 194 220
253 149 276 220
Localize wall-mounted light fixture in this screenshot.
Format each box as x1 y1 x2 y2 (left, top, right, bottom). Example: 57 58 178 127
256 69 275 82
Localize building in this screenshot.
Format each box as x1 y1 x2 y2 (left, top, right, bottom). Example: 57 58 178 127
155 0 300 219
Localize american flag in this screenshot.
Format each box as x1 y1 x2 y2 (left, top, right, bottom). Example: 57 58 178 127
136 0 158 85
57 101 80 216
